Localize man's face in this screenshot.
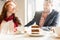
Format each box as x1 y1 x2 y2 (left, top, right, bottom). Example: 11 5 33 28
43 1 52 12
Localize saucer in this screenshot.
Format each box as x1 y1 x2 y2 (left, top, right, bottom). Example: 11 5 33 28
52 33 60 38
55 35 60 38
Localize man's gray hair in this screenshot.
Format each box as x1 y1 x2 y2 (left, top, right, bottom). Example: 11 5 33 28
45 0 53 3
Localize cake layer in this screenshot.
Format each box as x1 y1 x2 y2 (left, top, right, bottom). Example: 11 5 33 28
32 25 39 28
31 29 39 32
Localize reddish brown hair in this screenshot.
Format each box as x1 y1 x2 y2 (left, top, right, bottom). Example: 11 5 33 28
0 1 21 25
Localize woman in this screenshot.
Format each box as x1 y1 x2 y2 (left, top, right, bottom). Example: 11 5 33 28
0 1 21 34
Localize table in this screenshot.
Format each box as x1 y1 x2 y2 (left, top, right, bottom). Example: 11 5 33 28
0 31 60 40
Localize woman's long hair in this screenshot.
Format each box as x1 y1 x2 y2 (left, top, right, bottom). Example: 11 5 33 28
0 1 21 25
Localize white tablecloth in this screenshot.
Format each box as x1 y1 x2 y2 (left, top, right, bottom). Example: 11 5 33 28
0 31 60 40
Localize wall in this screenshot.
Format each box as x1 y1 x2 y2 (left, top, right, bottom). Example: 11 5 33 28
14 0 25 26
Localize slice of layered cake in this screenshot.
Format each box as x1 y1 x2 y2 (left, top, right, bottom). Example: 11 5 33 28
31 25 40 34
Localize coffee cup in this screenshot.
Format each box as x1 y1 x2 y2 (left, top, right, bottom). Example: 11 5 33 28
52 27 60 36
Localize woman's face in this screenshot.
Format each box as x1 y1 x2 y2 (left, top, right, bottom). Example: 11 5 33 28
6 2 16 16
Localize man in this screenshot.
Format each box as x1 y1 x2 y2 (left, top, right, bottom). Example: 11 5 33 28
25 0 58 30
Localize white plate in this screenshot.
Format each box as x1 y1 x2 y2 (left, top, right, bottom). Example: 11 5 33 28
28 34 44 37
